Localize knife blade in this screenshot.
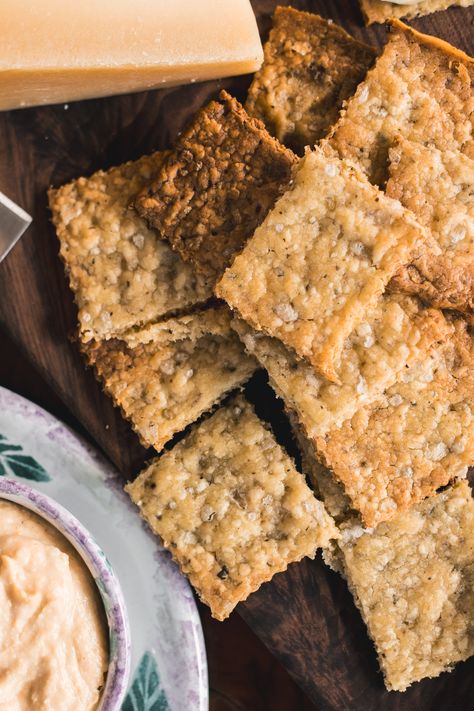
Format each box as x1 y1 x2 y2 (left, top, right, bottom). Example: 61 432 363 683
0 191 32 262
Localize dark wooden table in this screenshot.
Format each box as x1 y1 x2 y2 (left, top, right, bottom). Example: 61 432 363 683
1 2 473 709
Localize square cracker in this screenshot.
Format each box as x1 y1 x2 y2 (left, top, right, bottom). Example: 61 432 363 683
233 294 450 439
245 7 375 154
316 320 474 527
217 145 428 382
387 138 474 318
328 21 474 186
135 91 296 283
81 306 257 453
49 153 212 343
126 396 338 620
360 0 474 24
335 481 474 691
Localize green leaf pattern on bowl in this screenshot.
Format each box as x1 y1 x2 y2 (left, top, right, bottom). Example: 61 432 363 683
0 434 50 481
122 652 171 711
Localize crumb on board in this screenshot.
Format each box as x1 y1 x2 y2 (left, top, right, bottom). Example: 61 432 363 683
217 145 429 382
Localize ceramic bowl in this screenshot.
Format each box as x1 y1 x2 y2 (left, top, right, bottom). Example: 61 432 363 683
0 477 131 710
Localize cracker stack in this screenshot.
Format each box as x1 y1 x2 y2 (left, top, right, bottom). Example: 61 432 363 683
49 152 261 451
216 144 432 381
49 6 474 693
327 20 474 321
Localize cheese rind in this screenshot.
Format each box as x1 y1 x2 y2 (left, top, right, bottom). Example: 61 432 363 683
0 0 263 109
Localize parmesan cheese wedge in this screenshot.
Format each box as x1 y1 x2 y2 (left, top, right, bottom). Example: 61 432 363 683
0 0 263 110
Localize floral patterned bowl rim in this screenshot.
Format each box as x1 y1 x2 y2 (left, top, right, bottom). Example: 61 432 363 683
0 476 131 710
0 385 208 711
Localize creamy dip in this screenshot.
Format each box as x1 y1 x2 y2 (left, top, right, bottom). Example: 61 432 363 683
0 500 108 711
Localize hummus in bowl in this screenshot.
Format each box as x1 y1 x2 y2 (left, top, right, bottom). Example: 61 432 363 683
0 478 130 711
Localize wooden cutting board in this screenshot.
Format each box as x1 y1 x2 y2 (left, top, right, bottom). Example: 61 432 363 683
1 1 472 708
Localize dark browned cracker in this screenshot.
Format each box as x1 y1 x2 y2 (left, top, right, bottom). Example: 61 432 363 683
135 90 297 283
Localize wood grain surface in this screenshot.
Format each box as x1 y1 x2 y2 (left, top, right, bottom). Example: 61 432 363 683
0 1 473 708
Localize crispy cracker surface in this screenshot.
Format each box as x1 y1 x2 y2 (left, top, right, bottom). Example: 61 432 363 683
387 138 474 317
126 396 337 620
245 7 375 154
337 481 474 691
217 146 428 381
360 0 474 24
328 23 474 186
233 294 450 439
289 418 368 577
135 91 296 283
81 307 256 453
290 413 355 525
122 307 233 348
316 321 474 527
49 153 212 342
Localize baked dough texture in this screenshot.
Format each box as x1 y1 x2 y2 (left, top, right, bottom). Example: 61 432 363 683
335 481 474 691
135 91 296 283
217 145 429 381
126 396 338 620
81 307 256 453
360 0 474 24
232 294 450 438
290 413 355 525
49 152 211 342
316 320 474 527
246 6 375 154
328 21 474 186
387 138 474 318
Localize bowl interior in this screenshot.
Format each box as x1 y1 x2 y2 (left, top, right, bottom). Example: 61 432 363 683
0 477 131 711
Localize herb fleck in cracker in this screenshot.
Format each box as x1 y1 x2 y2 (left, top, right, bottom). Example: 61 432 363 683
81 307 256 453
49 153 211 343
217 145 428 381
126 396 337 620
